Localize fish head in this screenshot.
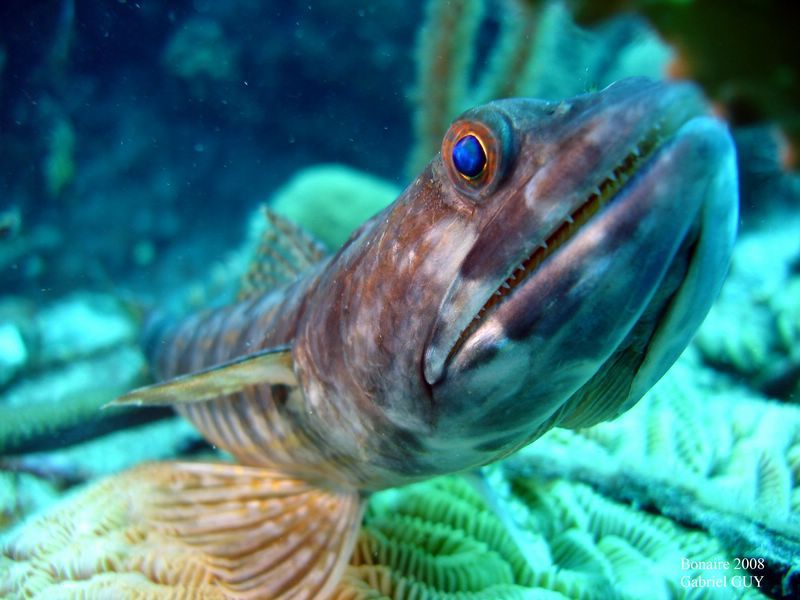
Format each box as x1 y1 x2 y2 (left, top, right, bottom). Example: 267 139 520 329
419 77 738 465
296 77 736 481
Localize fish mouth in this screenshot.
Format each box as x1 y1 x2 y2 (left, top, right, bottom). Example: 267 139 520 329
443 124 667 366
422 79 714 388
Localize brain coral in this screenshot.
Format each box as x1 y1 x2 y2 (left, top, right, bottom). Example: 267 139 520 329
1 454 764 599
333 473 764 600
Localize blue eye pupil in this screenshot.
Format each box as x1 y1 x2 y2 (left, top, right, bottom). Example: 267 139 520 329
452 135 486 179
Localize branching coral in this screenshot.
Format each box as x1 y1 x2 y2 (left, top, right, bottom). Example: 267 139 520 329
408 0 672 174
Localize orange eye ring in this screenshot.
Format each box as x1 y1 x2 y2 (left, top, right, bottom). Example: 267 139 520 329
441 113 512 200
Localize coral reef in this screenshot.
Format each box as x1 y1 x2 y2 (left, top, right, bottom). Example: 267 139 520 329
269 164 399 250
0 322 26 387
0 472 59 531
0 292 139 384
2 173 797 598
502 349 800 593
408 0 671 174
0 346 144 452
1 463 227 599
0 293 146 453
1 1 798 598
0 417 201 532
1 465 764 599
695 216 800 402
2 210 797 597
1 461 361 599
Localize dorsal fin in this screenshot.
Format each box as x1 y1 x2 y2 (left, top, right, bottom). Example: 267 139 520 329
239 207 327 299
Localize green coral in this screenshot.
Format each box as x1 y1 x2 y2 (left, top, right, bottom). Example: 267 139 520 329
0 346 146 453
0 472 59 531
270 164 400 251
0 322 26 387
771 276 800 402
500 349 800 590
695 217 800 401
334 474 761 599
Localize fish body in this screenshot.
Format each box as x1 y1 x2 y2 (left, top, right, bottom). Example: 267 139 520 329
111 77 738 598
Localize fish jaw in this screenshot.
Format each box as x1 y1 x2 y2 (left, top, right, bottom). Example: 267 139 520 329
423 81 737 458
424 78 709 386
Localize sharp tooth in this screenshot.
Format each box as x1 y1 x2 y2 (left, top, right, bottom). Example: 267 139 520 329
539 241 548 250
502 282 511 290
564 214 574 224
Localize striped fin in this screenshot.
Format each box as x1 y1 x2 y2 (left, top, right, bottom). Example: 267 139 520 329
1 461 364 599
555 344 643 429
106 347 296 407
240 207 327 298
147 462 364 599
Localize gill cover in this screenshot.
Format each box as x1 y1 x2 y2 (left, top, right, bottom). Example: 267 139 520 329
424 79 737 456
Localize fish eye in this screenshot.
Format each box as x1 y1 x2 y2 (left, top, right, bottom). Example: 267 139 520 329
452 134 487 179
441 111 514 200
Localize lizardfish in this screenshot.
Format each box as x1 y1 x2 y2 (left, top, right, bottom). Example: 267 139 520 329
111 77 737 599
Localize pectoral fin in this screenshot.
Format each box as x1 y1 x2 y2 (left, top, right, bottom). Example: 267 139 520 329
107 347 296 407
147 462 364 599
1 461 364 600
555 344 643 429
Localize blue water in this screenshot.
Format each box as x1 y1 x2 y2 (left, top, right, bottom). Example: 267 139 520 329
0 1 419 301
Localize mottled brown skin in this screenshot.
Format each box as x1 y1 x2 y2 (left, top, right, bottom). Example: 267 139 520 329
149 183 470 490
293 175 480 484
146 78 737 494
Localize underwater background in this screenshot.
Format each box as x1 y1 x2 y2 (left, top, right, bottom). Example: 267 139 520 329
1 0 799 598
